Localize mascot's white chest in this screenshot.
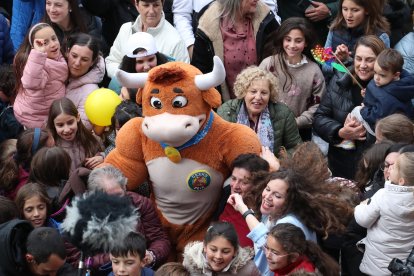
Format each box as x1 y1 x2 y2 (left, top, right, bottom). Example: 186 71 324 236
147 157 224 225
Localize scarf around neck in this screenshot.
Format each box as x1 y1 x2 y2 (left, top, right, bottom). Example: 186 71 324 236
237 102 274 152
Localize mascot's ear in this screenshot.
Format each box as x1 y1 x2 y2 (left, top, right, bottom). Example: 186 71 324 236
195 56 225 108
136 88 143 105
202 88 222 108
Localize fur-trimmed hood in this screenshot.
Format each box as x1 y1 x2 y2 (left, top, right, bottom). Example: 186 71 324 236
182 241 255 275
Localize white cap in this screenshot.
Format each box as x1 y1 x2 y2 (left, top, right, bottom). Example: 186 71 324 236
125 32 158 58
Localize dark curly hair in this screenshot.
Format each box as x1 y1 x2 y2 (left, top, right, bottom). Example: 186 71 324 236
246 160 353 238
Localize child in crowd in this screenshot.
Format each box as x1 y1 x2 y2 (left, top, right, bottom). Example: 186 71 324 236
108 231 155 276
111 32 170 96
0 64 22 143
47 98 103 172
266 223 339 275
375 113 414 144
155 263 190 276
337 49 414 149
259 17 325 140
14 182 60 229
13 23 68 128
29 146 71 221
0 129 54 200
182 221 260 275
104 100 142 157
355 152 414 274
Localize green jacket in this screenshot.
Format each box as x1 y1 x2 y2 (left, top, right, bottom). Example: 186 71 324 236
217 99 302 156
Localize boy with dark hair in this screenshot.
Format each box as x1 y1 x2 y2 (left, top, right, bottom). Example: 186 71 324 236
0 64 23 143
25 227 68 276
336 49 414 150
0 221 74 276
108 232 154 276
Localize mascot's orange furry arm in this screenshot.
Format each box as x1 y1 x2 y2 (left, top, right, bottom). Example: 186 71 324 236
104 57 261 257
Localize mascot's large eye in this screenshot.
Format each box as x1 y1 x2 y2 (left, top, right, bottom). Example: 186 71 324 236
150 97 163 109
172 96 188 108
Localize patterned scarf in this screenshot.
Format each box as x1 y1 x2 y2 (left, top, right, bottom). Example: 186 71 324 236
237 103 274 152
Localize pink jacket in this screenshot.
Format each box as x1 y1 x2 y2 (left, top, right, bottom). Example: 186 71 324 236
14 49 68 128
66 56 105 130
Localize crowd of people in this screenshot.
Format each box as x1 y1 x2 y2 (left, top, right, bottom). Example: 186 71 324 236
1 0 414 275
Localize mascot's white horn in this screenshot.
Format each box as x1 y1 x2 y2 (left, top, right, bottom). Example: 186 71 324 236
195 56 226 91
115 69 148 88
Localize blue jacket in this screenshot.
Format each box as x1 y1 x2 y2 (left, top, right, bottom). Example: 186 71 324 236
361 70 414 129
10 0 45 51
0 14 14 64
106 267 154 276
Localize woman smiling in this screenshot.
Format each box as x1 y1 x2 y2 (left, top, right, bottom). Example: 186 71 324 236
313 35 386 179
217 66 301 156
65 33 105 130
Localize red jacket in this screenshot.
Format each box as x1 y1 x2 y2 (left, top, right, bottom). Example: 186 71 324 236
273 256 315 276
219 203 253 247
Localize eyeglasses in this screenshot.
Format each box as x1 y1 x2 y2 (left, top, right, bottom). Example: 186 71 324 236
262 244 290 259
380 161 394 171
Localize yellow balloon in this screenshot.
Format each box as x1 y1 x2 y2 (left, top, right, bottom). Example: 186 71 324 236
84 88 121 126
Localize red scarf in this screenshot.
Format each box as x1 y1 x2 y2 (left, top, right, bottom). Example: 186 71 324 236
273 256 316 276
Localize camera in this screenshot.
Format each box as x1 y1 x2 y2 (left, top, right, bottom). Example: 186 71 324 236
388 247 414 276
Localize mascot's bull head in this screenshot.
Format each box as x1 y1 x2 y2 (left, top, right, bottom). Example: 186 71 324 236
115 57 225 147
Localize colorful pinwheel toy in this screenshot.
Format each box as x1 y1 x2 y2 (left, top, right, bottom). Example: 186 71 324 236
311 45 347 73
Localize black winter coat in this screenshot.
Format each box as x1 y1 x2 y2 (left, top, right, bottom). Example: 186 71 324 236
313 72 374 179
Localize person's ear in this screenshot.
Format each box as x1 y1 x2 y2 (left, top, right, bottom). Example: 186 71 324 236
25 253 35 263
398 177 405 186
289 252 300 263
76 113 81 122
393 71 401 80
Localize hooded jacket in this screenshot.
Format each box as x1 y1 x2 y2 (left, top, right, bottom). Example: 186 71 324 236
0 219 33 276
360 70 414 129
182 241 260 276
66 56 106 130
13 50 68 128
355 182 414 275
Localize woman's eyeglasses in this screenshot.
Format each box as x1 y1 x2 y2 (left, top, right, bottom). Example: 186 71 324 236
262 244 290 259
380 161 393 171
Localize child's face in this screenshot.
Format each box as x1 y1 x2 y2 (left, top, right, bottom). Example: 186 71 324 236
34 27 61 59
135 53 157 73
373 61 400 87
264 235 292 272
53 113 79 141
203 236 236 272
23 195 47 228
342 0 366 29
283 29 306 62
389 157 403 185
110 252 144 276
